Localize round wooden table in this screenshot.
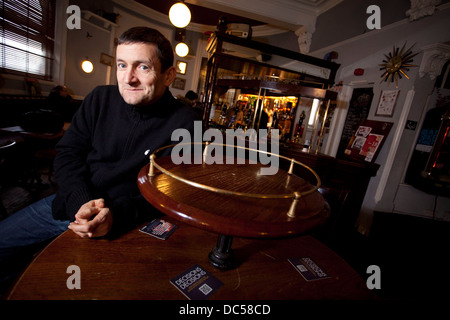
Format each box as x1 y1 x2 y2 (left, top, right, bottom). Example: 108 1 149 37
7 216 374 300
137 154 329 269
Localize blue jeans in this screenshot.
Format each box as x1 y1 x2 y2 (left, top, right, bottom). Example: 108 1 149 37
0 194 69 286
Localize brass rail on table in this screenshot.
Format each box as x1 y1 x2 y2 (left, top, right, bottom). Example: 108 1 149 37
148 142 321 218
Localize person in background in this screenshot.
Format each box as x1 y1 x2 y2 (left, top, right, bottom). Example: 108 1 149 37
225 103 236 127
46 85 78 122
235 102 245 129
185 90 198 102
255 100 269 131
177 90 202 118
0 26 200 291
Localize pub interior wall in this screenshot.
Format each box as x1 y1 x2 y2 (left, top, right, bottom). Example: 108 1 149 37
309 2 450 233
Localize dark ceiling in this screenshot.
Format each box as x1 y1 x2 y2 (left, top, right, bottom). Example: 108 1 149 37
135 0 266 27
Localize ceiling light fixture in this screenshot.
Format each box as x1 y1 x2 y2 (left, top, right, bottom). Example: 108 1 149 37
175 42 189 57
174 27 189 57
169 1 191 28
81 58 94 73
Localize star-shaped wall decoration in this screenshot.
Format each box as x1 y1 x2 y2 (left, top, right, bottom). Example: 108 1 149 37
379 43 418 88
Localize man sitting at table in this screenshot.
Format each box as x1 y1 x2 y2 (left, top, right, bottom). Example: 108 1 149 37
0 27 200 288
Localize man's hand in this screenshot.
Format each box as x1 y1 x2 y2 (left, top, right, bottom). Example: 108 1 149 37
68 198 113 238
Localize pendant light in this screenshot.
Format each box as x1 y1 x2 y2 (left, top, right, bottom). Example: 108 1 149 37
169 1 191 28
174 27 189 57
175 42 189 57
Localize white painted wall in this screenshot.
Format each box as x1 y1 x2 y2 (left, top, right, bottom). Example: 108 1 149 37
65 15 114 98
310 3 450 232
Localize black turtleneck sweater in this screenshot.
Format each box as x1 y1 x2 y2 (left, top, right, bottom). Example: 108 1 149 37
52 85 199 232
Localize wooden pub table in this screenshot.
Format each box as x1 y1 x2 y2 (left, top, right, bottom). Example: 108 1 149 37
8 149 375 300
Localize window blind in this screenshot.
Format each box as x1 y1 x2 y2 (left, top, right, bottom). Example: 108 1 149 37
0 0 56 80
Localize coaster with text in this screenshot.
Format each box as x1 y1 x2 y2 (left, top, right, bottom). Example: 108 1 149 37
170 264 223 300
139 218 178 240
288 257 330 281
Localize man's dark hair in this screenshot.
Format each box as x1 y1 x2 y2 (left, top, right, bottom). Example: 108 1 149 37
118 27 174 72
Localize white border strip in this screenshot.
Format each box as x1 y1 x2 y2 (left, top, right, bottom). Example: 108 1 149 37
374 89 415 203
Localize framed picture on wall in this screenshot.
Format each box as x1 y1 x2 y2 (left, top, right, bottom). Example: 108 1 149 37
376 89 399 117
172 77 186 90
100 53 114 66
176 61 187 74
344 119 393 163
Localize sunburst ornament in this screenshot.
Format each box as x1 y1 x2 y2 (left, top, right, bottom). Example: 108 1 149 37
379 43 418 88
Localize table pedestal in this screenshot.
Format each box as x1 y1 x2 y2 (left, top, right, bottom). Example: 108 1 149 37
208 234 234 269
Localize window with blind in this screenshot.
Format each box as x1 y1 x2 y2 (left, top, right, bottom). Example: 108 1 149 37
0 0 56 80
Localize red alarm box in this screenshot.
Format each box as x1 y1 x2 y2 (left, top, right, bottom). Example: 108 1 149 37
354 68 364 76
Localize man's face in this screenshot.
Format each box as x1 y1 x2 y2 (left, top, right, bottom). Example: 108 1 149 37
116 42 175 106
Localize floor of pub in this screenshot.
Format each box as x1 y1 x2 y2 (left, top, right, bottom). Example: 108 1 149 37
1 160 449 300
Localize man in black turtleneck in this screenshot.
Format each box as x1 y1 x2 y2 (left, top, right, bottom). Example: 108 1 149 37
0 27 199 286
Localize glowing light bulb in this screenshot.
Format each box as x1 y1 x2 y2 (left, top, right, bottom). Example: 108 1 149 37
175 42 189 57
169 2 191 28
81 60 94 73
